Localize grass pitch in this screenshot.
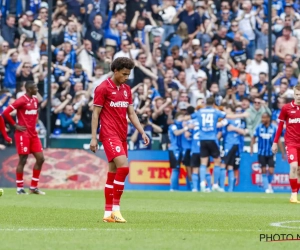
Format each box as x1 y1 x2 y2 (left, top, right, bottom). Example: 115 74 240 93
0 189 299 250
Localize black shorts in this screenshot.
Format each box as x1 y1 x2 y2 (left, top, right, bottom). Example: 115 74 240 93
190 153 200 168
200 140 220 158
258 155 275 168
169 150 182 169
224 145 240 170
182 149 191 166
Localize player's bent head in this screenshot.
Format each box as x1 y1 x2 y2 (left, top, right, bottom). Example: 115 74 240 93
111 57 135 83
111 57 135 72
206 96 215 106
25 81 38 95
25 81 38 93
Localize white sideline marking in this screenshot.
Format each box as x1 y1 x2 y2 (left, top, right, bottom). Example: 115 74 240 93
0 228 291 232
270 221 300 229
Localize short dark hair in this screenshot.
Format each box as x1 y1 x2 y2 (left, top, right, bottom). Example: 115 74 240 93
206 96 215 106
94 64 103 71
259 72 267 76
283 26 292 32
25 81 35 89
262 112 271 118
111 57 135 72
225 104 235 112
6 14 15 20
116 9 125 15
187 106 195 115
74 63 82 69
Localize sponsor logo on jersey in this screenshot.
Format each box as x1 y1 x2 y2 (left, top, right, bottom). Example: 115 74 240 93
112 92 116 95
116 146 121 152
259 133 273 139
291 111 296 113
25 110 38 115
288 118 300 123
110 101 129 108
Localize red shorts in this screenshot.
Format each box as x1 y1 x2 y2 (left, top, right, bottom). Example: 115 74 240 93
14 133 43 155
102 138 128 162
285 145 300 165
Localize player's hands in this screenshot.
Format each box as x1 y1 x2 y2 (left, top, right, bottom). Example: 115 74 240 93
90 138 98 153
142 132 150 146
14 124 26 132
272 143 278 154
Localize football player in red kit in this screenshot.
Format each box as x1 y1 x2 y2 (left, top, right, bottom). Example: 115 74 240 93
90 57 150 223
273 84 300 203
1 81 45 195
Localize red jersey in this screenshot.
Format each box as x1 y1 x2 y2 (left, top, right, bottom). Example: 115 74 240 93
93 78 133 142
278 101 300 147
10 94 38 137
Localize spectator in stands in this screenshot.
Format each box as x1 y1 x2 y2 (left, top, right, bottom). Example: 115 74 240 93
59 104 83 133
130 114 162 150
275 26 298 60
2 49 20 93
246 49 268 84
2 15 17 48
246 97 272 137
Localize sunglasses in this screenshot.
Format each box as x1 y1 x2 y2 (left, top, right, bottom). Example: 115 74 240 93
231 24 238 27
254 101 261 104
99 51 106 54
222 12 229 15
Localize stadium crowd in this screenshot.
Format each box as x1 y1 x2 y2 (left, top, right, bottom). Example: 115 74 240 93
0 0 299 150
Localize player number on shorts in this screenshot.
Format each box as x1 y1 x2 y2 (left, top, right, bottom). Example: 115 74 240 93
235 158 240 166
201 114 213 127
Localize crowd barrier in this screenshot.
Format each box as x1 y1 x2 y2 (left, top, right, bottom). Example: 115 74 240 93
0 148 290 192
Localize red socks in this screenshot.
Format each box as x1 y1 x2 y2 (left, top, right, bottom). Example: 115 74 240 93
16 172 24 189
290 178 298 193
0 115 12 143
30 169 41 189
113 167 129 209
104 172 116 211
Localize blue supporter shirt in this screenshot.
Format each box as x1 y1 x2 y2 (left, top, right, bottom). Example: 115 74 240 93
180 121 192 150
178 10 201 34
191 107 226 141
190 120 200 154
223 118 243 152
168 123 181 151
4 59 21 88
253 123 277 156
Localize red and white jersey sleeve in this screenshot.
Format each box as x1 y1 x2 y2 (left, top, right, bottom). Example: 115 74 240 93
280 101 300 147
278 105 287 122
93 84 107 107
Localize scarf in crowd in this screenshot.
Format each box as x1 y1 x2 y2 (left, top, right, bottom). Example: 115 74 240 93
64 29 78 46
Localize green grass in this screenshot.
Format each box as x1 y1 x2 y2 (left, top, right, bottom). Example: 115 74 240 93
0 189 300 250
